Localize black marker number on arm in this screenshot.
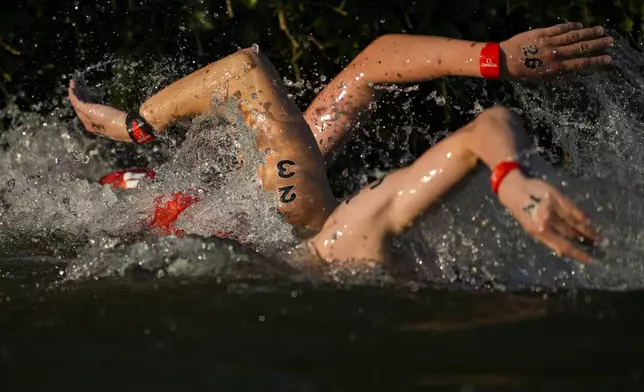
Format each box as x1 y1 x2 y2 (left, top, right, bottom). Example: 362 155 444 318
91 122 106 134
277 160 296 178
524 58 544 69
277 159 297 203
278 185 296 203
522 45 539 56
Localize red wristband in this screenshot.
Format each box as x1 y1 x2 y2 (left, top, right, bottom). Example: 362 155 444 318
126 112 157 145
491 161 522 194
480 42 500 80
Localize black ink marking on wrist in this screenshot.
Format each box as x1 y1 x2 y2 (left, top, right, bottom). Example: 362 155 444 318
277 160 296 179
522 204 536 213
91 122 106 131
523 194 543 213
278 185 297 204
524 58 544 69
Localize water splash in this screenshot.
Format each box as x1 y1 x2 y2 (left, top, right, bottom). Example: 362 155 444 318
4 41 644 291
391 38 644 290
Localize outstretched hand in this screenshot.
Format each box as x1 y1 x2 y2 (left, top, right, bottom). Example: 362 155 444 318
68 80 129 142
498 170 600 264
500 22 614 80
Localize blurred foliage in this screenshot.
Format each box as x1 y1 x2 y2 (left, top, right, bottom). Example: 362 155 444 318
1 0 642 107
0 0 642 193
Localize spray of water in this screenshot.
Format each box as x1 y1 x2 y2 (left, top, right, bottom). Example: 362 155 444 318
390 38 644 291
3 40 644 290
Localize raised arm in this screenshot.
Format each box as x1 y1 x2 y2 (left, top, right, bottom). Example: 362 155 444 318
305 23 613 164
68 49 260 143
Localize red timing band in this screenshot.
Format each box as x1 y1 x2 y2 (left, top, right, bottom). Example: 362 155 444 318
130 119 156 144
126 112 157 145
491 161 522 194
480 42 500 80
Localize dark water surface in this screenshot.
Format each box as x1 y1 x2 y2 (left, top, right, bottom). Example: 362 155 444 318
1 267 644 391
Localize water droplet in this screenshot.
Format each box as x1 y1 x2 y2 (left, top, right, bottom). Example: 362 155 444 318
252 43 260 54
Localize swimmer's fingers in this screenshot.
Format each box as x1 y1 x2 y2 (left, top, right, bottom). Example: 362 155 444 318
69 79 93 103
522 190 594 264
555 37 614 59
68 87 95 133
68 82 87 109
547 212 582 242
547 26 607 46
556 55 612 72
538 231 592 264
540 22 584 37
552 193 600 243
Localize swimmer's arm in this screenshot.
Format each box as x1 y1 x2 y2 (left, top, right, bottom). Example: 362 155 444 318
380 108 598 263
303 36 502 163
69 49 257 141
69 61 227 142
325 23 612 85
305 24 612 164
69 66 220 142
68 81 131 142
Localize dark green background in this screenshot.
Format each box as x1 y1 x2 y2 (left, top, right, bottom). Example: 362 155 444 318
1 0 641 104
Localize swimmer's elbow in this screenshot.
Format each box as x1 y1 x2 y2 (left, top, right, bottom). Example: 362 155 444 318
236 47 271 64
369 34 408 48
236 47 258 60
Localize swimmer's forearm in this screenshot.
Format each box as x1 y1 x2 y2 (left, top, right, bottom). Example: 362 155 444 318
381 107 528 235
304 35 502 163
139 84 208 133
139 50 258 132
353 34 498 83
